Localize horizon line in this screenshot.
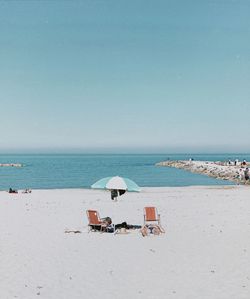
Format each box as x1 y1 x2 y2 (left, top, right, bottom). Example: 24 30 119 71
0 152 250 155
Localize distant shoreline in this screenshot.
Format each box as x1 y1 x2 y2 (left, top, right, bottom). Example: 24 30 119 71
0 185 243 193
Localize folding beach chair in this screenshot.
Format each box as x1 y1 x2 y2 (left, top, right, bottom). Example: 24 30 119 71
142 207 165 235
86 210 108 232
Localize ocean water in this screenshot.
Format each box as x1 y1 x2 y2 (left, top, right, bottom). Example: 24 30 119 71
0 154 249 190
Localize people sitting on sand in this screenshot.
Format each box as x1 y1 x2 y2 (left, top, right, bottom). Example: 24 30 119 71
141 224 164 237
89 216 113 232
89 216 141 233
22 189 32 194
8 188 18 194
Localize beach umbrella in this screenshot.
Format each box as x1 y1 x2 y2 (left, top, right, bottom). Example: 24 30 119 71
91 176 141 192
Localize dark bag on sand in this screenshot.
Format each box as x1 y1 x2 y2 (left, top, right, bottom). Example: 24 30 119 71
118 189 126 196
115 222 128 230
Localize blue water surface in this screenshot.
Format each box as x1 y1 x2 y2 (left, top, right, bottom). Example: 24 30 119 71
0 154 249 190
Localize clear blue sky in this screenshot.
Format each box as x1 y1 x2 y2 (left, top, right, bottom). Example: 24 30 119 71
0 0 249 153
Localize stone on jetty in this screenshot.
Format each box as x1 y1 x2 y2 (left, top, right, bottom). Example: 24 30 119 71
156 160 250 185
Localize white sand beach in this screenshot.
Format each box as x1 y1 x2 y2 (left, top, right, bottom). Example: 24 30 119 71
1 186 250 299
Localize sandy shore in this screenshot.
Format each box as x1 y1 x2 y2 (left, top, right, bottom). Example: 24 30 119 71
1 186 250 299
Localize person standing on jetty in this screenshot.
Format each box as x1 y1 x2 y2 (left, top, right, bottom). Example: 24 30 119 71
242 159 247 166
238 168 245 181
234 159 239 166
244 168 249 183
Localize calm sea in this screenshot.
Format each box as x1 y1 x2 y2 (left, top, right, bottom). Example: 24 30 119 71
0 154 249 190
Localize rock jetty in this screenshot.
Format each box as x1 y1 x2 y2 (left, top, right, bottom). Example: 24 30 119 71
156 160 250 185
0 163 22 167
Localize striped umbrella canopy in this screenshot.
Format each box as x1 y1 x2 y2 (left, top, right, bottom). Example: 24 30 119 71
91 176 141 192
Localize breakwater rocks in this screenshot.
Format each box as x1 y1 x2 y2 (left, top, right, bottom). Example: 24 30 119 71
0 163 22 167
156 160 250 185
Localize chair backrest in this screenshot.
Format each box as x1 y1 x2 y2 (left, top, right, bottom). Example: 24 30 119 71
86 210 101 225
144 207 158 222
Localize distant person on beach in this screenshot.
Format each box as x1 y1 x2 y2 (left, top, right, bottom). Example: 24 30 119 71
111 189 118 200
228 159 232 166
242 159 247 166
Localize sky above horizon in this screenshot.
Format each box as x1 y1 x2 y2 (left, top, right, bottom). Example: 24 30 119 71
0 0 250 153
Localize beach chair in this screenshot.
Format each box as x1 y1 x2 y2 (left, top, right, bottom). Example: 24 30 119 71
86 210 108 232
142 207 165 234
